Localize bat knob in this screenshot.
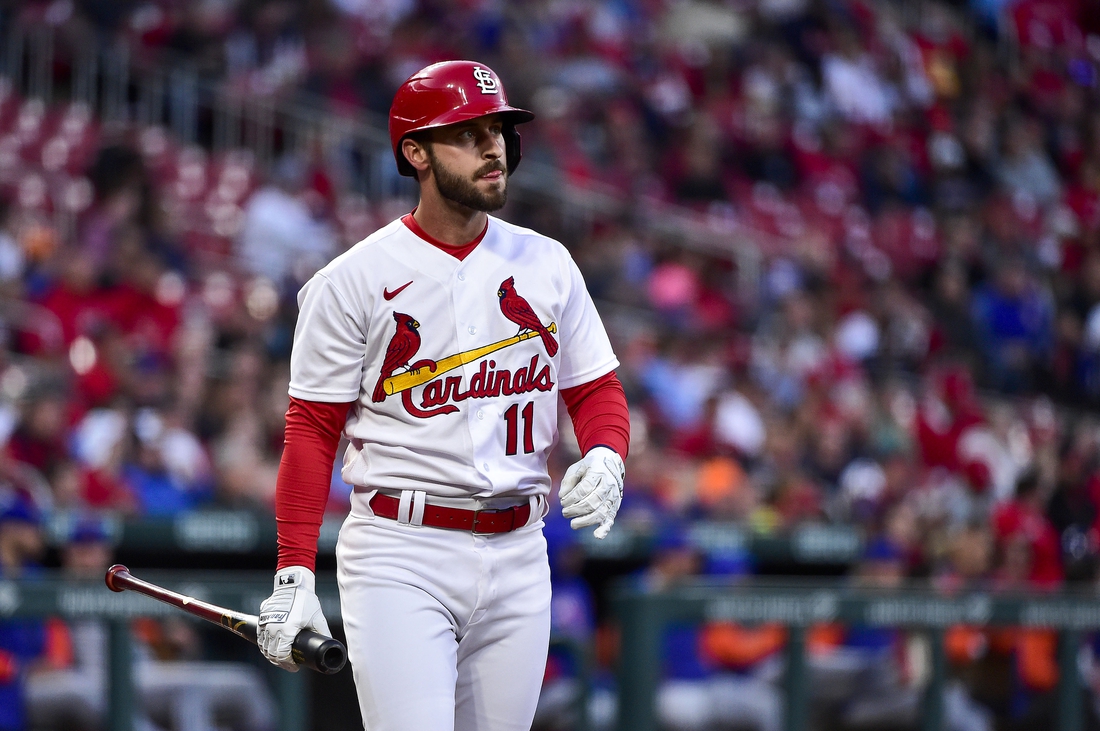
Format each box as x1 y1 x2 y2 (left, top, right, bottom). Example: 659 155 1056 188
292 630 348 674
105 564 130 592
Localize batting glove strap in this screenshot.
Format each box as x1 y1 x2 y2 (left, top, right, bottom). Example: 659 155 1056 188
257 566 331 672
559 446 625 540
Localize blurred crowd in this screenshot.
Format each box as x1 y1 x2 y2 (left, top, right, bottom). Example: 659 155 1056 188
1 0 1100 729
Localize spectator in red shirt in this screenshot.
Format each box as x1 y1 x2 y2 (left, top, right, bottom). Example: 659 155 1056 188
34 248 110 349
917 365 985 471
6 386 70 479
992 468 1063 588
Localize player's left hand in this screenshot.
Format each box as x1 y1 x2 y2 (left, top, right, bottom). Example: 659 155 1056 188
560 446 624 539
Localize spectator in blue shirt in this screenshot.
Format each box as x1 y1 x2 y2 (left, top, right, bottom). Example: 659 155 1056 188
971 257 1054 393
120 412 212 516
0 491 47 731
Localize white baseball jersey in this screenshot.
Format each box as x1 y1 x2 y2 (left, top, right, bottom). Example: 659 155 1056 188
288 214 618 508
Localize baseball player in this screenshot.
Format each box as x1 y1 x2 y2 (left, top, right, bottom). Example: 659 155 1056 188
257 60 630 731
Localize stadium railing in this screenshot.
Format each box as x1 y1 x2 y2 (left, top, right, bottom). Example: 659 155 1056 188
614 578 1100 731
45 508 867 571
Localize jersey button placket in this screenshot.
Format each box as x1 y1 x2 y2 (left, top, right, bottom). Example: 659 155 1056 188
454 276 489 485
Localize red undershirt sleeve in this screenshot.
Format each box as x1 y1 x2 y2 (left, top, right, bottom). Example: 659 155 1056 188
560 371 630 459
276 397 354 571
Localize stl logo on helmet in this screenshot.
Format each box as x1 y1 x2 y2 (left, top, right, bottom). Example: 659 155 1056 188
472 67 499 95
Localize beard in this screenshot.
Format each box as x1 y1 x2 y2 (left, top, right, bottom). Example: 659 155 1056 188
428 151 508 212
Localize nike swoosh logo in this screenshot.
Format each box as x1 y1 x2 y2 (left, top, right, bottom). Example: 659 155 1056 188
383 281 413 300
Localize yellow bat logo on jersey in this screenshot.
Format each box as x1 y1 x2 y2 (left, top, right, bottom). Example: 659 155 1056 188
382 323 556 396
387 325 557 419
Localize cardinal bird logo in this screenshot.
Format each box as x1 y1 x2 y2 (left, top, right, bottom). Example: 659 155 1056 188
373 312 423 402
497 277 558 357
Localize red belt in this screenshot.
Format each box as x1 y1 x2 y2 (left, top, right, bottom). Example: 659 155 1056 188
369 493 531 534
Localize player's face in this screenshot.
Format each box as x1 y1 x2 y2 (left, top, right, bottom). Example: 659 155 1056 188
426 115 508 212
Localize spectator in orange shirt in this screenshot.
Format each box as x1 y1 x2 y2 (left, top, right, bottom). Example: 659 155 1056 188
650 521 783 731
994 531 1061 728
698 621 784 731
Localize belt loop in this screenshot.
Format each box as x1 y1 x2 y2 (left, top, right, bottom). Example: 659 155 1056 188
526 495 548 525
397 491 413 525
363 489 379 518
410 491 426 527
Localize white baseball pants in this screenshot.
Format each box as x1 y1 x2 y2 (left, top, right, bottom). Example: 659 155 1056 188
336 496 551 731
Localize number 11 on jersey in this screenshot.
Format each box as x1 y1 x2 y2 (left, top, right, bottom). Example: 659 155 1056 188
503 402 534 455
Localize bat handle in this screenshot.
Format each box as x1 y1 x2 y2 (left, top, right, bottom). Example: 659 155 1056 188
293 629 347 674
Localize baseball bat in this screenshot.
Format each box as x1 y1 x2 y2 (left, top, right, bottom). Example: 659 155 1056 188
104 564 346 675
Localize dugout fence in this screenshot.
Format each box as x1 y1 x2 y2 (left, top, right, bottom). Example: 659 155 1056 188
7 572 1100 731
614 578 1100 731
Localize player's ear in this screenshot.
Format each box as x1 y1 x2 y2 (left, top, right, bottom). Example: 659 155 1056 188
402 137 432 177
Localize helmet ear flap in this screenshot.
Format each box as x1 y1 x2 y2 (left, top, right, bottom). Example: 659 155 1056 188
503 123 522 175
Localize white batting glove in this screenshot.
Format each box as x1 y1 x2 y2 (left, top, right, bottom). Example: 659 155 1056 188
560 446 625 540
257 566 331 672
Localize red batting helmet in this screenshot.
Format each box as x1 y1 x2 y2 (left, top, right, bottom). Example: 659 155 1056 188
389 60 534 177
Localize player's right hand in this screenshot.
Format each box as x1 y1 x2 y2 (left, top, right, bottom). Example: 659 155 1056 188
258 566 331 672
